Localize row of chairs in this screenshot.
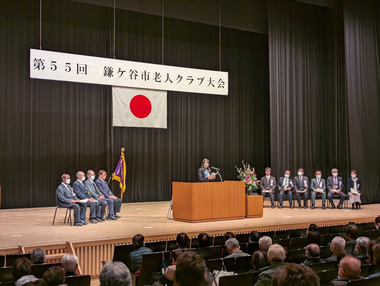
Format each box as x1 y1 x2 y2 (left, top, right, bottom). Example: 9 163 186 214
0 254 31 268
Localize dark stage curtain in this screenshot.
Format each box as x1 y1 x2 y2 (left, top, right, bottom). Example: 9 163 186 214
343 0 380 203
267 0 349 183
0 0 270 208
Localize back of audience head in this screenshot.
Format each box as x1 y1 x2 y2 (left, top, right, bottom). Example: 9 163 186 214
307 224 319 234
272 263 320 286
13 257 32 280
99 261 132 286
330 236 346 254
225 238 240 254
224 231 235 242
367 240 379 263
170 249 183 265
307 230 321 245
289 230 301 239
43 265 65 286
249 231 260 243
355 236 370 254
338 255 361 279
267 244 286 264
259 236 272 252
197 233 211 248
132 234 145 249
251 250 267 270
176 233 189 249
373 243 380 266
61 253 78 274
306 244 320 258
337 251 348 264
375 216 380 229
31 248 46 265
345 224 359 240
175 251 212 286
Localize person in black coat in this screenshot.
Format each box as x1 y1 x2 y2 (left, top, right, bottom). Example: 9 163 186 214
347 170 362 209
198 158 216 182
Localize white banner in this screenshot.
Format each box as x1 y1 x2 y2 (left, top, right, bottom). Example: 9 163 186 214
30 49 228 96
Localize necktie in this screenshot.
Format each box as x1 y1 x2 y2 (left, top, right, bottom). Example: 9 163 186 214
334 178 337 189
283 178 288 188
317 179 320 185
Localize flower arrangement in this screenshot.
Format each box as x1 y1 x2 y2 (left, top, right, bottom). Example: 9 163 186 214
235 161 260 192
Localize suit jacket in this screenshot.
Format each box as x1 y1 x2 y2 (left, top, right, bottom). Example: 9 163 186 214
294 176 309 192
277 177 294 191
198 168 215 182
327 176 344 191
84 179 103 199
56 183 79 207
310 178 326 192
95 178 114 198
224 250 251 259
72 180 91 200
260 176 276 191
347 178 361 192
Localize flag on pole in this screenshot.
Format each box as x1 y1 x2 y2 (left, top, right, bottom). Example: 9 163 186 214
112 149 127 199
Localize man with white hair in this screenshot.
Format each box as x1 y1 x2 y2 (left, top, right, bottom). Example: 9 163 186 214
224 238 251 259
327 168 345 209
259 236 272 255
254 244 286 286
329 255 363 285
99 261 132 286
324 236 346 263
354 236 370 263
62 253 78 276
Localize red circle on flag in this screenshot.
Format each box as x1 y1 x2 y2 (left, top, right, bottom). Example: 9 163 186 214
130 94 152 118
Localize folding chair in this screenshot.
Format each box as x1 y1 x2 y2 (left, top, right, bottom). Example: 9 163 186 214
52 203 72 226
199 246 224 261
310 261 336 272
347 276 380 286
137 252 163 286
219 272 257 286
316 269 338 286
31 262 61 278
235 256 252 274
64 274 91 286
289 237 308 250
5 253 31 267
112 244 135 269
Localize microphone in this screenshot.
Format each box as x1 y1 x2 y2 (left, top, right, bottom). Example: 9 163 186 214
211 166 220 171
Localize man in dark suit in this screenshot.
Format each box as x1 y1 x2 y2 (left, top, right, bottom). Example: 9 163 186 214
73 171 101 224
310 170 326 209
96 170 122 217
294 168 309 209
327 168 345 209
302 244 322 266
84 169 112 220
277 170 294 209
56 174 86 226
260 167 276 208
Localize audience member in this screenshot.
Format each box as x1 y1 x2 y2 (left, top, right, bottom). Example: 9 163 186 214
157 249 183 286
303 244 322 266
249 231 261 243
254 244 286 286
96 170 122 217
176 233 189 249
329 255 362 286
250 250 269 272
13 257 33 281
99 262 132 286
197 233 211 248
307 224 319 234
307 230 321 245
272 263 320 286
175 252 213 286
368 243 380 278
345 224 359 247
129 234 153 272
375 216 380 230
224 231 235 242
16 276 40 286
324 236 346 263
42 265 66 286
289 230 301 239
259 236 272 254
337 251 348 265
354 236 370 263
61 253 78 276
31 248 46 265
224 238 250 258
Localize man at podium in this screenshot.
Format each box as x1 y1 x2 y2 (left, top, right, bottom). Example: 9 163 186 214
198 158 216 182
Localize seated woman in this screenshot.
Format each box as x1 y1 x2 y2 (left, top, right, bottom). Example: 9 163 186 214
347 170 362 209
198 158 216 182
129 234 153 273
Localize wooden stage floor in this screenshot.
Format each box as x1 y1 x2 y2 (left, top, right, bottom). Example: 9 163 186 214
1 200 379 250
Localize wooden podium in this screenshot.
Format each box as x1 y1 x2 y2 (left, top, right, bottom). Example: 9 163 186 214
172 181 246 223
245 195 263 218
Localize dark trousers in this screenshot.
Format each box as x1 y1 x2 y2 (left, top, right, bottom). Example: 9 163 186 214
278 190 293 206
262 190 275 206
327 191 345 207
296 191 308 206
311 191 326 207
97 199 108 217
113 198 122 213
68 203 86 223
104 198 115 216
84 201 98 219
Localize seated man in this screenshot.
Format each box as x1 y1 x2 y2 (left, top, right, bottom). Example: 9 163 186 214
345 224 360 253
225 238 251 258
56 174 86 226
84 170 116 220
157 249 183 286
324 236 346 263
259 236 272 256
99 262 132 286
272 263 320 286
329 255 363 286
198 233 211 248
96 170 122 218
327 168 345 209
277 170 294 209
176 232 189 249
294 168 309 209
354 236 370 263
255 244 286 286
310 170 326 209
175 252 213 286
73 171 101 224
62 253 78 276
31 248 46 265
303 244 322 266
129 234 153 273
260 167 276 208
249 231 260 243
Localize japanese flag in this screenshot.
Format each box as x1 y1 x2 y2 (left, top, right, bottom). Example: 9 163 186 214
112 86 167 129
